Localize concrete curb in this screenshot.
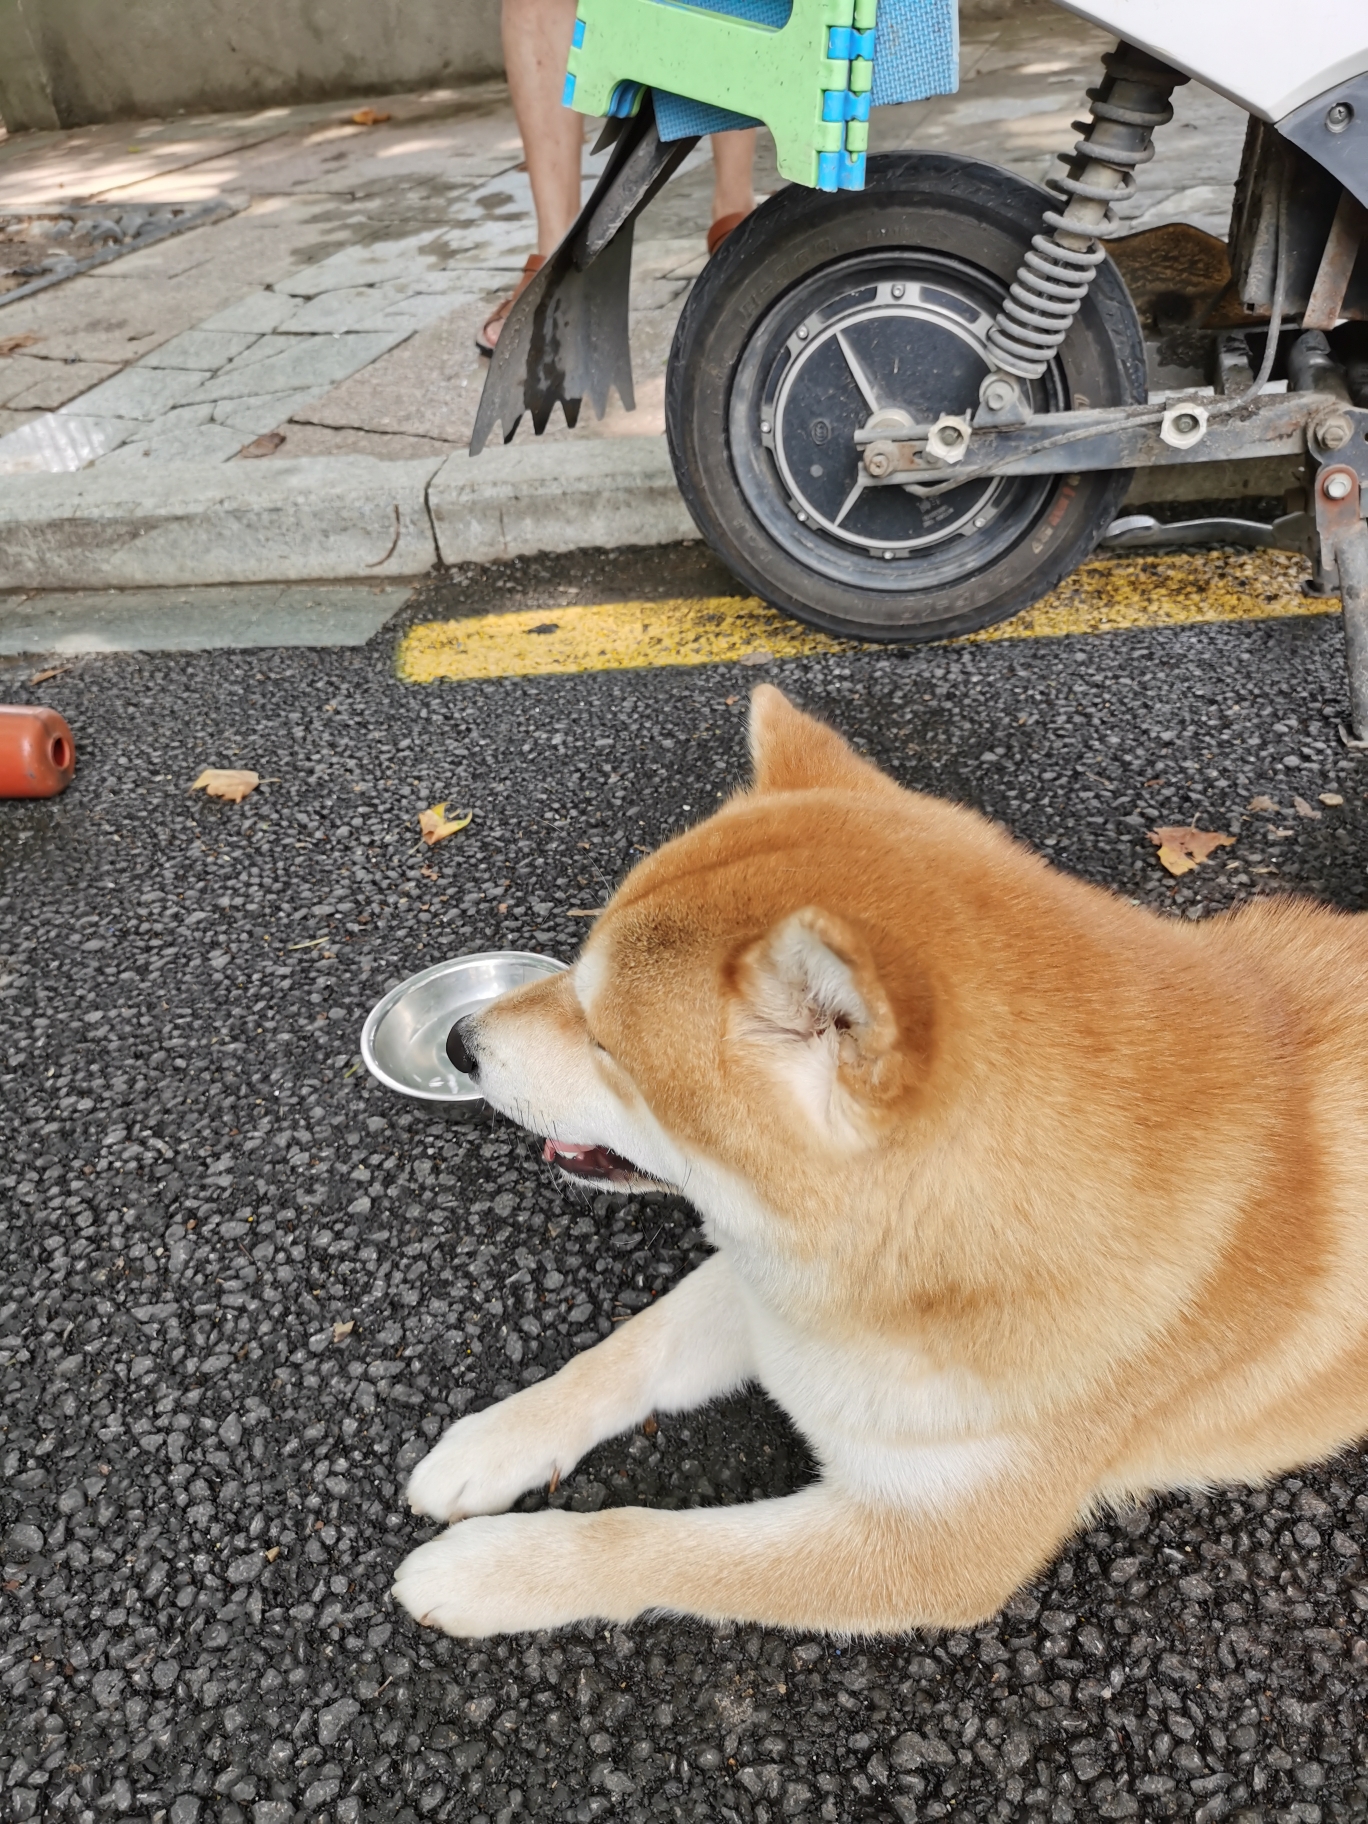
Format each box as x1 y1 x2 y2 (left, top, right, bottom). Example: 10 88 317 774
429 437 695 565
0 435 1297 595
0 457 442 591
0 438 696 593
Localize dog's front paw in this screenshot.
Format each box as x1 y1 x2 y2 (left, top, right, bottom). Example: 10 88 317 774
392 1512 600 1637
406 1397 565 1522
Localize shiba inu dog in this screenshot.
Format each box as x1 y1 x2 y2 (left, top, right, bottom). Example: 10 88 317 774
392 685 1368 1638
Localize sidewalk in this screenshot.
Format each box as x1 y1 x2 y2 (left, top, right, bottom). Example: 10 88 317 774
0 5 1254 596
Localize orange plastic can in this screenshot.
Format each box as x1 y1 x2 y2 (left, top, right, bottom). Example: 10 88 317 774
0 705 76 798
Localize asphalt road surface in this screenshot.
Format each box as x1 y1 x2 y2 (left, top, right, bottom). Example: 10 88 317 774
3 549 1368 1824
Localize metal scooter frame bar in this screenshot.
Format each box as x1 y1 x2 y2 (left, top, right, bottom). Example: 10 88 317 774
854 390 1349 484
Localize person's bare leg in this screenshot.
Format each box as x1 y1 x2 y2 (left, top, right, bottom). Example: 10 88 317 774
710 126 757 226
484 0 585 349
503 0 585 253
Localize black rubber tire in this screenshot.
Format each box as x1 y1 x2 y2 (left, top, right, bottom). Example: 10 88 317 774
665 151 1147 643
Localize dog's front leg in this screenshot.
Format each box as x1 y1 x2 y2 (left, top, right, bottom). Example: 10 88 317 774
392 1455 1084 1637
405 1251 756 1521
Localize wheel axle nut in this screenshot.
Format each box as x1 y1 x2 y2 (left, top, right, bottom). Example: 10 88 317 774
1323 471 1355 501
1316 413 1354 452
980 377 1017 413
1159 401 1209 451
864 440 897 479
925 413 973 466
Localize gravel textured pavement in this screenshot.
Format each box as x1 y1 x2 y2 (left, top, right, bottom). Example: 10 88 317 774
3 554 1368 1824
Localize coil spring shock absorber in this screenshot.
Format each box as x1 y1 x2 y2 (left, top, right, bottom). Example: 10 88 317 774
976 44 1187 423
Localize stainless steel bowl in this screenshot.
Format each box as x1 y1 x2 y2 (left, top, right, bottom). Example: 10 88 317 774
360 950 567 1104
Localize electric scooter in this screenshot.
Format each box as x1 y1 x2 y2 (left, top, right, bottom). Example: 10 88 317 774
472 0 1368 741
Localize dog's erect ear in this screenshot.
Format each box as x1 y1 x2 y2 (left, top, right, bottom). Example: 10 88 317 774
748 685 892 796
737 908 907 1115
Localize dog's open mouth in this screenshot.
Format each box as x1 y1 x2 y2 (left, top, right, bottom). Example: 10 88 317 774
541 1137 652 1189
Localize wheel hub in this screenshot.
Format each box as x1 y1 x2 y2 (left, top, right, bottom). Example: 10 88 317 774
729 252 1064 594
764 278 1008 555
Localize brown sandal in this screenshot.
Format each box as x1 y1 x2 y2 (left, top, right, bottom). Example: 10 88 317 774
706 209 752 256
477 252 546 357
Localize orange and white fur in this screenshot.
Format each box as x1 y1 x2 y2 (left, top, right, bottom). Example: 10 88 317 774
392 685 1368 1638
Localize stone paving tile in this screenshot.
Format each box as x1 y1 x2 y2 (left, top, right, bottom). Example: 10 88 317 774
139 329 264 370
0 268 246 369
252 422 466 462
94 198 390 300
0 411 138 473
0 96 364 208
63 363 213 423
184 332 409 405
0 360 41 411
194 332 307 374
279 282 485 339
209 389 336 439
277 301 489 453
32 263 304 363
93 420 254 468
0 192 439 366
83 398 228 465
271 207 544 301
0 355 75 414
196 292 308 337
109 90 522 213
0 355 123 412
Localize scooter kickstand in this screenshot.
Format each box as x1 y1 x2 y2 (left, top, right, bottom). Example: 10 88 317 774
1316 459 1368 750
1337 523 1368 750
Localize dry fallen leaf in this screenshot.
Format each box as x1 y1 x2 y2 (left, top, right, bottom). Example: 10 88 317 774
1148 825 1236 877
418 802 473 845
1320 792 1344 807
264 1546 281 1563
1247 795 1278 813
351 107 392 126
332 1320 354 1343
28 664 71 685
238 431 286 459
191 768 259 803
738 649 773 668
0 333 38 357
1292 795 1321 820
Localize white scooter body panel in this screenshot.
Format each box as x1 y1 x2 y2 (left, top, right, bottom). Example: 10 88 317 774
1053 0 1368 121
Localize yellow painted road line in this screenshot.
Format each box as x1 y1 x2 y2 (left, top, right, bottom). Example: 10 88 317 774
966 548 1332 645
397 594 852 683
396 549 1337 684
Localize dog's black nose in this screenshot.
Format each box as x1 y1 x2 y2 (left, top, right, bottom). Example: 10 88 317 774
445 1019 479 1077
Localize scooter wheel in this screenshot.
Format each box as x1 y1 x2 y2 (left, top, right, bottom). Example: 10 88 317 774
665 151 1146 642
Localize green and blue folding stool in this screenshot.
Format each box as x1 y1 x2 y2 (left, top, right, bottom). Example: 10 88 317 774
564 0 960 191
